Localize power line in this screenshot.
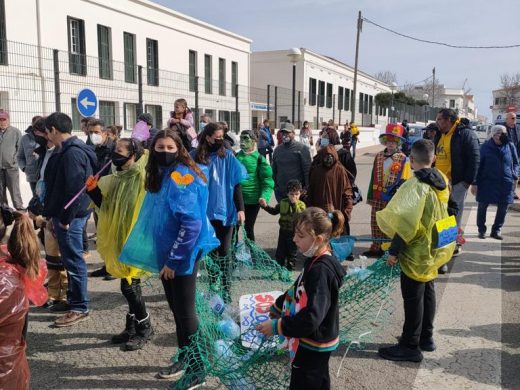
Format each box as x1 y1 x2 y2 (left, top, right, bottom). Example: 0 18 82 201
362 17 520 49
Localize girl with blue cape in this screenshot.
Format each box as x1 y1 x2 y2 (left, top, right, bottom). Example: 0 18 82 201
119 129 219 389
191 122 248 303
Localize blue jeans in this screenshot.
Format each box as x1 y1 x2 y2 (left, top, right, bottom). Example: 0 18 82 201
476 202 509 235
53 216 89 313
351 137 358 159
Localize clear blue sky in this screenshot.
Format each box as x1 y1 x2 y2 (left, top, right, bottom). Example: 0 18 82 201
156 0 520 121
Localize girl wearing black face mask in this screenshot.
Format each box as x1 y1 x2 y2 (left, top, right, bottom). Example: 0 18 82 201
192 122 248 303
84 138 155 351
119 129 218 387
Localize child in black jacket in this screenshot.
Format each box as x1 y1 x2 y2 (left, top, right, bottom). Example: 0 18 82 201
257 207 346 390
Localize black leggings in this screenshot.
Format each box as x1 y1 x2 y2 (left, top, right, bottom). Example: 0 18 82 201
243 204 260 241
162 261 199 352
210 220 235 300
120 278 147 320
290 347 331 389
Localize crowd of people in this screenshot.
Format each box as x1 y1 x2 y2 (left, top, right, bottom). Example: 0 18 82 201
0 103 518 389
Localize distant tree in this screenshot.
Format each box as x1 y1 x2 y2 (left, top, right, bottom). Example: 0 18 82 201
498 73 520 107
374 71 397 85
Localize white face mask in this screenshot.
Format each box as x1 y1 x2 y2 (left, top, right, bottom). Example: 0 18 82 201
302 239 319 257
90 133 103 146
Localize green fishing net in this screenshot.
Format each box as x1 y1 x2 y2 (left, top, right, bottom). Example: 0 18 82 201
144 230 400 389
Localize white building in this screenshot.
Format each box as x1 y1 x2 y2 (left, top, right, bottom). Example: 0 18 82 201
0 0 252 131
250 48 391 130
491 88 520 124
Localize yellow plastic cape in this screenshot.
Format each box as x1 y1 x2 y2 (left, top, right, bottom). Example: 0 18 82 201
95 154 149 283
376 174 455 282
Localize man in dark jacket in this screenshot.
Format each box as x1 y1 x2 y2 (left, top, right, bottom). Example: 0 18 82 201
17 115 42 196
43 112 97 327
272 123 312 202
434 108 480 261
87 119 115 177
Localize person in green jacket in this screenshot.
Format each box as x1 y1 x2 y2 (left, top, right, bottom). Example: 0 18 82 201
236 130 274 241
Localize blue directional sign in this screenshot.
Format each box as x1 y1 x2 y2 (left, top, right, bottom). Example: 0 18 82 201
76 88 98 117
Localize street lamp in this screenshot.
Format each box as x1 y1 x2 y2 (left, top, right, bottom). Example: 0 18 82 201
423 93 429 124
288 48 302 125
389 82 398 123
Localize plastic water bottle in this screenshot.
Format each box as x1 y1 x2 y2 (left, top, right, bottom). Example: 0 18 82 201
223 305 241 323
209 293 225 315
218 316 241 340
228 376 256 390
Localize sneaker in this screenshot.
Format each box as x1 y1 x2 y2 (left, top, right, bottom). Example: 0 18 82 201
42 299 56 309
419 338 436 352
49 301 71 313
89 266 109 277
54 311 90 327
157 360 185 380
490 232 503 240
438 264 448 274
378 344 423 362
478 232 486 239
103 274 116 281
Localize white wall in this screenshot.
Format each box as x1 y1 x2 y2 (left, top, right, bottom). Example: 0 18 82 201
251 49 390 129
1 0 252 130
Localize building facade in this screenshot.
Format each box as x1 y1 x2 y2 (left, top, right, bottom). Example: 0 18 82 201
0 0 251 131
250 49 391 130
491 88 520 124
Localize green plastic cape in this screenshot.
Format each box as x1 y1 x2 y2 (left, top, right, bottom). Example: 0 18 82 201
95 155 148 283
376 175 455 282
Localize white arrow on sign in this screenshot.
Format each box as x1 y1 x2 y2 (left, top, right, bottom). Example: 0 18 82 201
80 97 96 109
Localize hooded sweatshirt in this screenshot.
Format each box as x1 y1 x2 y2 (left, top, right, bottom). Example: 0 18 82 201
308 145 353 222
43 136 97 225
270 253 346 352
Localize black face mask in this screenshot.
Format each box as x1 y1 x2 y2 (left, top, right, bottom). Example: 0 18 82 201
155 151 178 167
34 135 47 147
209 139 224 152
499 134 509 144
111 152 131 168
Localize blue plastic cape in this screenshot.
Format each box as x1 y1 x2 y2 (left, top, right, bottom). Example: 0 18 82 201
194 149 248 226
119 163 219 275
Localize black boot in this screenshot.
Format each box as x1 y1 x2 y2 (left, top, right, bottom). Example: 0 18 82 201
125 314 154 351
111 313 136 344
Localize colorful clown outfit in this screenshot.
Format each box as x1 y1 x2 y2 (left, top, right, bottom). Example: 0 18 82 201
365 124 411 255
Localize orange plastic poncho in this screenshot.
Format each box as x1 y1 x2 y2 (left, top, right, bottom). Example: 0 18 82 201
0 253 47 390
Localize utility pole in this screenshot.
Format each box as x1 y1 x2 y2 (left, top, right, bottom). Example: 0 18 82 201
431 67 436 108
351 11 362 123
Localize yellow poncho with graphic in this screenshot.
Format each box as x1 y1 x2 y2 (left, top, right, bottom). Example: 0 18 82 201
376 175 455 282
95 155 148 283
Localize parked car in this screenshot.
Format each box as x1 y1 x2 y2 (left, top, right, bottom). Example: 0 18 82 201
406 124 425 148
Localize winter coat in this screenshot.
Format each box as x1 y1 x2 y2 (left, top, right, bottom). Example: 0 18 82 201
434 123 480 186
272 139 312 196
0 126 21 169
308 145 353 222
43 136 98 225
17 127 39 182
235 150 274 205
476 139 519 205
